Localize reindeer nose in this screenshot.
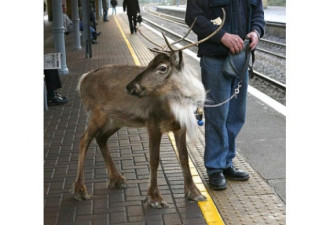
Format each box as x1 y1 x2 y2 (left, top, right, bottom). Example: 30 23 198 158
126 83 136 96
126 83 143 96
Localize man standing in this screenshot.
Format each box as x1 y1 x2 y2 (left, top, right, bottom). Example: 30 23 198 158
123 0 140 34
185 0 265 190
102 0 109 22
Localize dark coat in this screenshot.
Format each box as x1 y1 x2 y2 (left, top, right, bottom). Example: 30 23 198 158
111 0 118 7
185 0 265 57
123 0 140 15
102 0 108 9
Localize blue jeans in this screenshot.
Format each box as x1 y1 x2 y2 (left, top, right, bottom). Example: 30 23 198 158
112 7 116 15
200 55 249 175
103 8 108 21
79 22 96 40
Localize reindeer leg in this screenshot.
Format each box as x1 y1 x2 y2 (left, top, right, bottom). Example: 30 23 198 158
174 129 207 202
146 124 168 208
95 128 127 189
72 128 96 201
73 111 107 201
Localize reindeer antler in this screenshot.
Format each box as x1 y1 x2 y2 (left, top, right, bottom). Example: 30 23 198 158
148 47 171 54
138 8 226 55
137 18 197 52
136 27 164 50
163 8 226 53
162 18 197 50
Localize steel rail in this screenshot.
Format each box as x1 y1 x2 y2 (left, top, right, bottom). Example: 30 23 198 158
144 6 186 26
142 16 195 44
256 47 286 59
251 70 286 91
259 38 286 48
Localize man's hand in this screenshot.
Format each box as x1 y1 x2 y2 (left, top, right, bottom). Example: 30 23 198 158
220 33 244 54
246 31 259 50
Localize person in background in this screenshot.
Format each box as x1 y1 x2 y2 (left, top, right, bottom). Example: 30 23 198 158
77 3 100 44
90 9 99 34
185 0 265 190
102 0 109 22
90 0 96 19
110 0 118 15
44 69 68 106
123 0 140 34
79 21 100 44
62 4 73 35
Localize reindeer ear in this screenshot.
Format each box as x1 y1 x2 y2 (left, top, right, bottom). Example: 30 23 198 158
178 50 183 68
171 51 184 70
148 48 162 56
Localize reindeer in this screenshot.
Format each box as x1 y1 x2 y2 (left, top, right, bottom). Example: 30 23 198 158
72 9 225 208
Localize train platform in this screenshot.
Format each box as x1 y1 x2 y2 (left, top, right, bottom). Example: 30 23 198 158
264 6 286 24
44 10 285 225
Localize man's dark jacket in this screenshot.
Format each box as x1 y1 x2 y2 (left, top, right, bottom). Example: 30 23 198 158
185 0 265 57
123 0 140 15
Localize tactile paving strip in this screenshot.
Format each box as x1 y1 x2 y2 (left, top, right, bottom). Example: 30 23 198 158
187 126 286 225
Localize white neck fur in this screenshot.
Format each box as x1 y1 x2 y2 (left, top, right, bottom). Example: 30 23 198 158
168 65 205 140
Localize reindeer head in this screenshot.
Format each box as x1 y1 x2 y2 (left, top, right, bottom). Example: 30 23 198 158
126 51 183 97
126 8 226 98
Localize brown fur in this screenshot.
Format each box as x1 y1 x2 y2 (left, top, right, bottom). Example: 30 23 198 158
73 53 206 208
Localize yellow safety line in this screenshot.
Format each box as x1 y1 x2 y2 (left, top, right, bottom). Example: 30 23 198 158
115 15 224 225
114 15 141 66
167 133 225 225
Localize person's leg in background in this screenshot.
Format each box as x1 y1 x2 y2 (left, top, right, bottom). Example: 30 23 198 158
79 22 98 44
44 69 68 106
127 14 134 33
103 7 109 21
132 14 137 33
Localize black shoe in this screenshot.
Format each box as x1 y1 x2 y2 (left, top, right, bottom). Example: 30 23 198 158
223 166 250 181
96 32 101 36
48 94 68 106
208 171 227 190
92 40 98 44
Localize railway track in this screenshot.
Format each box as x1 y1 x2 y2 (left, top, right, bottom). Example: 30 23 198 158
144 5 186 26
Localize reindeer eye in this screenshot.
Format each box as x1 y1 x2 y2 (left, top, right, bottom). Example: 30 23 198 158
156 64 168 74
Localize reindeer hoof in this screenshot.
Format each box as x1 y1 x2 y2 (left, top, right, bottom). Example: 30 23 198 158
145 196 169 209
72 183 91 201
192 194 207 202
186 191 207 202
108 176 127 189
73 192 92 201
